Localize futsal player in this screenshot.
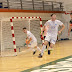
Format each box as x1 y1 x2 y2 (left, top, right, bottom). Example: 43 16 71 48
23 27 41 55
68 13 72 36
38 14 65 58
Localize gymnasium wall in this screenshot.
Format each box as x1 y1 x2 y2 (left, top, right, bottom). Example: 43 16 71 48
45 0 72 11
0 12 71 51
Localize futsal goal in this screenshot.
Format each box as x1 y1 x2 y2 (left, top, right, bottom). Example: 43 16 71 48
0 17 44 57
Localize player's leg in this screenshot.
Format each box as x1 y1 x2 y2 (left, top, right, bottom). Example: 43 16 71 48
44 36 47 52
34 42 41 55
38 41 48 58
48 43 54 55
33 46 41 55
36 46 41 52
34 42 41 52
49 42 50 46
38 35 50 58
30 42 41 55
28 43 36 55
48 38 56 55
44 36 51 52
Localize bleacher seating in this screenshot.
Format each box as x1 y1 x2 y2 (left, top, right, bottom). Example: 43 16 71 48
0 0 64 11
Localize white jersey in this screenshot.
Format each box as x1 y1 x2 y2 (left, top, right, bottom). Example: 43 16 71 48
27 31 37 43
44 20 63 38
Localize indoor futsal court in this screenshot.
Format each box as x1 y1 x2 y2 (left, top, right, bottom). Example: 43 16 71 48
0 0 72 72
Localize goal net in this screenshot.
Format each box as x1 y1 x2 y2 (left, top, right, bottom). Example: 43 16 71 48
0 17 43 57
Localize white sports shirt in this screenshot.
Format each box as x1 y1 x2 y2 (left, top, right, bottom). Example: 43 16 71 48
27 31 37 43
44 20 63 38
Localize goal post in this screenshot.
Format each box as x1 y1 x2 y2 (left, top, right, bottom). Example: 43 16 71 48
0 17 44 57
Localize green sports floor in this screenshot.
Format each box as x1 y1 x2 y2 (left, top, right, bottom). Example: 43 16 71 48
21 55 72 72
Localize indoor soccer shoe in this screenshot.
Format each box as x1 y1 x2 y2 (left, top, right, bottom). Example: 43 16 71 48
38 54 42 58
48 50 50 55
33 51 36 55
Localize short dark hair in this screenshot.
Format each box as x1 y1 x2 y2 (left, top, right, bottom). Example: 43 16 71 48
51 13 55 17
70 13 72 15
23 27 27 30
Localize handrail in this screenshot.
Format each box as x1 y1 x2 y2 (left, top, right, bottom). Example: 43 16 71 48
0 9 65 13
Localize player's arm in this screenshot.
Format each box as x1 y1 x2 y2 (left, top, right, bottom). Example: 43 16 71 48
68 24 72 35
58 24 65 34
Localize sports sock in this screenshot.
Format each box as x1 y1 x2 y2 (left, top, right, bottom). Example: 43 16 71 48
41 45 46 56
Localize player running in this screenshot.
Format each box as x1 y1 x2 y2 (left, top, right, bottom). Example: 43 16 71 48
38 14 65 58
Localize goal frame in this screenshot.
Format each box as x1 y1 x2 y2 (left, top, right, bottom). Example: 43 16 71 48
6 16 44 56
